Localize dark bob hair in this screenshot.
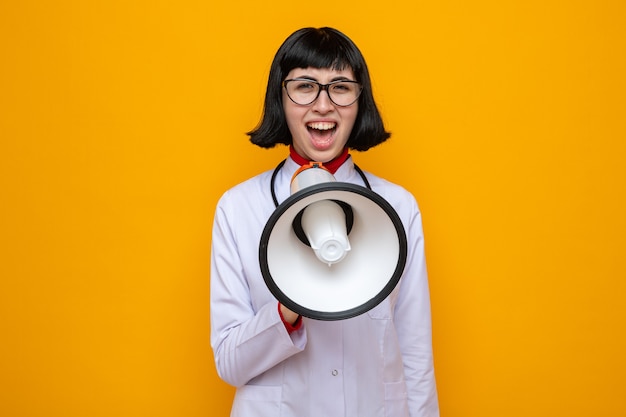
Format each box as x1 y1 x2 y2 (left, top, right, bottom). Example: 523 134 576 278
248 27 390 151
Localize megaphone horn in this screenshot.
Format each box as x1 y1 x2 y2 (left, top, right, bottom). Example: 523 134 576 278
259 162 407 320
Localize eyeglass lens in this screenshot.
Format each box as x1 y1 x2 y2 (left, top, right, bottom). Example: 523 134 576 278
284 80 361 106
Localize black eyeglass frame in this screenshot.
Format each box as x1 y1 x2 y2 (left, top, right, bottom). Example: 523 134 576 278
283 78 363 107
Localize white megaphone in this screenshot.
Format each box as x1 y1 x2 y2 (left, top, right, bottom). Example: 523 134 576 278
259 162 407 320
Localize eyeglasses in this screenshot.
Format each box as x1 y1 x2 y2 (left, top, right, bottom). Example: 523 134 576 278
283 78 363 107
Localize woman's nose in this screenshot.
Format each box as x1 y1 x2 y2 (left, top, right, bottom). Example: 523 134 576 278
312 89 334 112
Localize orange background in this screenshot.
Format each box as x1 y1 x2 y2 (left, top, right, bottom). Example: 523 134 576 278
1 1 625 416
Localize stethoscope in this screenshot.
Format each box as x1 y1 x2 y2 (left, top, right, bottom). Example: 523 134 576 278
270 158 372 208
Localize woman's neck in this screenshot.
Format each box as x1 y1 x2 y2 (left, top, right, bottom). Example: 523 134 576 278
289 146 349 174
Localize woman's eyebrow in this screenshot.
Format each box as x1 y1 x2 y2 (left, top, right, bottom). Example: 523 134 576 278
331 76 353 81
291 75 354 82
291 75 317 81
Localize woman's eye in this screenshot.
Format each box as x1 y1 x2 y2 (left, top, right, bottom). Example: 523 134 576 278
331 83 351 93
295 82 315 91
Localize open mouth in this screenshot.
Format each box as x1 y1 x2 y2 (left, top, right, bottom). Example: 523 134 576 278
307 122 337 146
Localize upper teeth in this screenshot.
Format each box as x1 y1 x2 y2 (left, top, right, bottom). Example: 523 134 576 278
308 122 335 130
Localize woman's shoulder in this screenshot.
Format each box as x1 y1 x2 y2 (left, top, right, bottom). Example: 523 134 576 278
354 169 422 224
363 171 416 201
217 169 273 207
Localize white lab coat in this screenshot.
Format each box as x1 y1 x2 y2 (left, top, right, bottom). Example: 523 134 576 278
210 155 439 416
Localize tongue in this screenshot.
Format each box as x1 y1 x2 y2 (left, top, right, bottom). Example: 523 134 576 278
310 128 334 149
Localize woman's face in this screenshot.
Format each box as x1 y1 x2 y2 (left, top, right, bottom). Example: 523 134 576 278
283 66 358 163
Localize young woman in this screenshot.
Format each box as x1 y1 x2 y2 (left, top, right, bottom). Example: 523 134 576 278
210 27 439 416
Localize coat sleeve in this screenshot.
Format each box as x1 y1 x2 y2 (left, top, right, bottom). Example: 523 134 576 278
394 199 440 416
209 193 306 387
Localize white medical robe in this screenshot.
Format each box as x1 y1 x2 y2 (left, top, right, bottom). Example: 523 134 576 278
210 156 439 416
